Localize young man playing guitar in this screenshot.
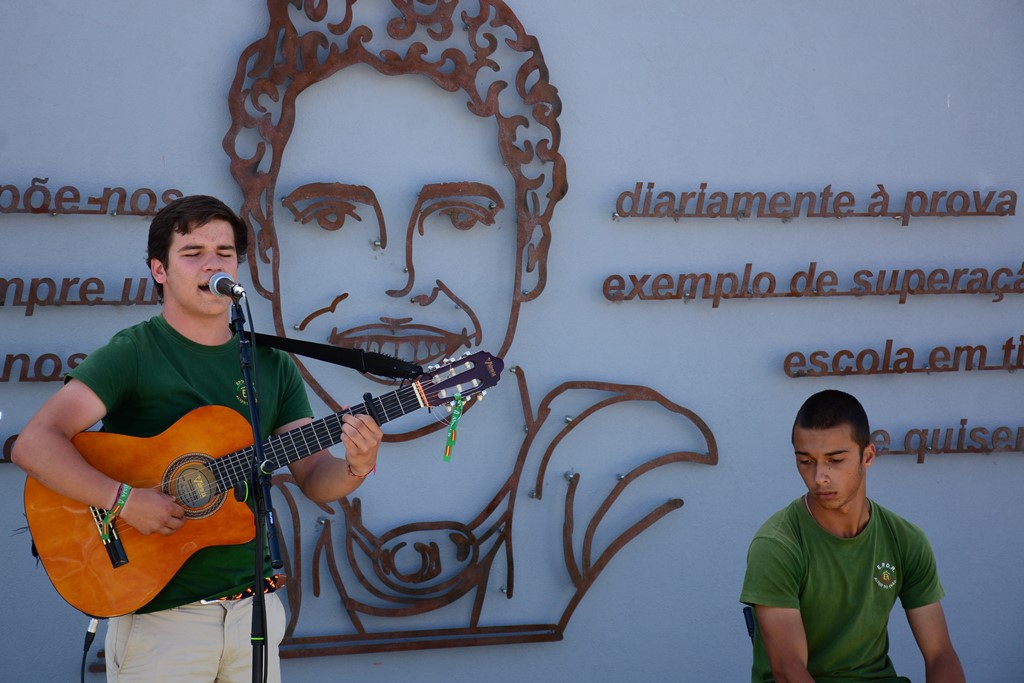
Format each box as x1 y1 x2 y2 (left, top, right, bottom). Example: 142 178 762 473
13 194 384 682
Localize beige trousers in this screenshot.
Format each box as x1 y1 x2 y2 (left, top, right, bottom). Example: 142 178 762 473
104 592 286 683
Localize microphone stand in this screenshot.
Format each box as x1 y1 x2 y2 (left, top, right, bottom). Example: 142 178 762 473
228 294 283 683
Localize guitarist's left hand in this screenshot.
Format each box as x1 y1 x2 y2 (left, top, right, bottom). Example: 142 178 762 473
278 412 382 504
339 412 382 478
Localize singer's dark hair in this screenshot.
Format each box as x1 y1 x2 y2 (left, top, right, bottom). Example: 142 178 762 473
147 195 248 298
791 389 871 452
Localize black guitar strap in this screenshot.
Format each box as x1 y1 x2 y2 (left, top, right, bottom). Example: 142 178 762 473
248 332 423 380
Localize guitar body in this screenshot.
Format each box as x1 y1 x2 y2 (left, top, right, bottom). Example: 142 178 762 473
24 406 259 617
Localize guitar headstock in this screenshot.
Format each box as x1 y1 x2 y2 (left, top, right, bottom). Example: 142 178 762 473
417 351 504 407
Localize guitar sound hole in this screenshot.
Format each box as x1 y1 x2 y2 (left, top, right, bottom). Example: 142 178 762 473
165 453 225 520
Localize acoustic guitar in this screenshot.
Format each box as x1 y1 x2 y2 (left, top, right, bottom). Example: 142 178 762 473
23 351 502 618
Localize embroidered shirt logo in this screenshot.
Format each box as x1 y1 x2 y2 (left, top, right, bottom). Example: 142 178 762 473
874 561 897 589
235 380 256 407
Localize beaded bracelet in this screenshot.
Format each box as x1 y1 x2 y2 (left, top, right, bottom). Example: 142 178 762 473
347 462 375 478
100 483 132 542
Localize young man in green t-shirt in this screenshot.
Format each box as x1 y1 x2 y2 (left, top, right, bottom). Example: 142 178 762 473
13 195 384 682
740 390 964 683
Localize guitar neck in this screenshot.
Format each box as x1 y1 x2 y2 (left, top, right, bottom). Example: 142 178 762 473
212 382 424 491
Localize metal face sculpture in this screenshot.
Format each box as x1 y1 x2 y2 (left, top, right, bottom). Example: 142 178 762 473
219 0 719 658
224 0 565 441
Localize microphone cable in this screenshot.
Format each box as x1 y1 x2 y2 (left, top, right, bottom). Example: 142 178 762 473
81 618 100 682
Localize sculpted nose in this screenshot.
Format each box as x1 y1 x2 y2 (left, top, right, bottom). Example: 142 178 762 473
386 257 430 303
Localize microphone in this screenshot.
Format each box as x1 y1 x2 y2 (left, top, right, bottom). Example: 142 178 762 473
209 272 246 299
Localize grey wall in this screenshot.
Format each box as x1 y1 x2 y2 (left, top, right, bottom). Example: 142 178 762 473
2 1 1022 680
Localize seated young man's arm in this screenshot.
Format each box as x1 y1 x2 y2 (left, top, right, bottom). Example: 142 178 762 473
754 605 816 683
905 602 965 683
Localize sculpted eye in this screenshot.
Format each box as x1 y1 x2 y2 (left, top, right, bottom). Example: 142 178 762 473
414 182 504 235
287 198 361 231
421 199 496 231
282 183 380 232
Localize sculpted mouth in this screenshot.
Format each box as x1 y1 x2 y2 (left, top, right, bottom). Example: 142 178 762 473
329 319 476 366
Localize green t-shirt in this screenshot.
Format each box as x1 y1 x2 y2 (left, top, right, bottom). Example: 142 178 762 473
68 315 313 612
740 497 945 683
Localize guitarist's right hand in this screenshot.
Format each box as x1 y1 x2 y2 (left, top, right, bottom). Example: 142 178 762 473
119 488 186 536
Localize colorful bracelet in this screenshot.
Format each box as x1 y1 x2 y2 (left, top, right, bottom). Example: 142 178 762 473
100 483 132 541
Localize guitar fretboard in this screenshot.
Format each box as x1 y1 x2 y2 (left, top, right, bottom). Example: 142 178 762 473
210 383 425 492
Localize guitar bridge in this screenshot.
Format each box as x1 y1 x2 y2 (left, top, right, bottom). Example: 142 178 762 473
89 506 129 568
